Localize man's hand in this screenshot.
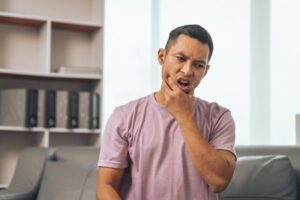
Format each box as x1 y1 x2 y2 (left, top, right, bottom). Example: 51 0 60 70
162 77 195 121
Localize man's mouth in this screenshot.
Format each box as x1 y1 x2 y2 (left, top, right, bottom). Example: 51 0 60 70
177 78 191 93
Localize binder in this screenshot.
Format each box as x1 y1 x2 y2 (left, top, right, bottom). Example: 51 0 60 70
25 89 38 127
68 91 79 128
45 90 56 128
89 93 100 129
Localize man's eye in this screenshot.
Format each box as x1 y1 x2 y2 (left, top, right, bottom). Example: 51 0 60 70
195 63 205 68
176 56 185 62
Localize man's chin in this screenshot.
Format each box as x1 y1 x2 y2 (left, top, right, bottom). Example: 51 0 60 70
181 88 191 94
182 87 195 95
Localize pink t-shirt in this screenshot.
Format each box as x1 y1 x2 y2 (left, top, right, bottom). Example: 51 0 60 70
98 93 235 200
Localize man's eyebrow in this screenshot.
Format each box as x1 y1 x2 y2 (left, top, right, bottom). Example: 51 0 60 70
176 52 207 64
176 52 188 58
194 60 206 64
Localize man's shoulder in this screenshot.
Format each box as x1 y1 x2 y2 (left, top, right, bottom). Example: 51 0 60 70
196 97 230 114
195 98 234 127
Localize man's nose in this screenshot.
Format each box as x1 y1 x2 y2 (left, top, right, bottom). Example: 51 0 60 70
180 61 193 76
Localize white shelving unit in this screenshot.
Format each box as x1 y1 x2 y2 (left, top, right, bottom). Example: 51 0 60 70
0 0 103 187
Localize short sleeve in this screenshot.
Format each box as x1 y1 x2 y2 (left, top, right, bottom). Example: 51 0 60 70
98 107 129 168
209 110 236 158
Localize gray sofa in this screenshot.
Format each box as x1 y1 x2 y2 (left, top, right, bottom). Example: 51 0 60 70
220 146 300 200
0 145 299 200
0 147 99 200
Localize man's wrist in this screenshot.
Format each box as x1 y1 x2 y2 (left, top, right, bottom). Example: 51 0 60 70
176 113 194 125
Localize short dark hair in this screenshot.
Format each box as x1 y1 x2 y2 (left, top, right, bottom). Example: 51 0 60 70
165 24 214 61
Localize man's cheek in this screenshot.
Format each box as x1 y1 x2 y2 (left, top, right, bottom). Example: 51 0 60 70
162 71 170 80
193 80 201 88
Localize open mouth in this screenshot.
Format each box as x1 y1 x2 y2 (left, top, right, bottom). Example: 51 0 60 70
177 78 191 93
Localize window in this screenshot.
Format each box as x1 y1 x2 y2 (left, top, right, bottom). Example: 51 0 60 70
103 0 300 145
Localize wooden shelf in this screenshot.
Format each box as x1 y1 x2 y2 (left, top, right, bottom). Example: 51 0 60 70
0 69 101 91
52 18 101 32
0 68 101 80
0 126 100 135
0 12 46 27
49 128 100 134
0 126 45 133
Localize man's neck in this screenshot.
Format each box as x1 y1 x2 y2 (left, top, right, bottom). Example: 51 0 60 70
154 89 165 106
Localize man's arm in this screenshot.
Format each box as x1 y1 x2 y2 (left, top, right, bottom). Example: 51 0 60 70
176 116 235 193
97 167 125 200
162 78 236 193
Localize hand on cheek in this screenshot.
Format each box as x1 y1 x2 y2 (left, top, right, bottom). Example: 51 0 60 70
163 77 195 121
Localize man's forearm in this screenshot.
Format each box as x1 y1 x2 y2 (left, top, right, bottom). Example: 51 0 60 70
177 115 235 193
97 184 121 200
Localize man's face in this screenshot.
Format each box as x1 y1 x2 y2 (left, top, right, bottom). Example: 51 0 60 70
158 34 210 94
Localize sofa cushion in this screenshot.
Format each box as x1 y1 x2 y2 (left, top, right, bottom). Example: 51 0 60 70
220 155 297 200
0 147 50 200
54 147 99 164
36 161 96 200
81 167 98 200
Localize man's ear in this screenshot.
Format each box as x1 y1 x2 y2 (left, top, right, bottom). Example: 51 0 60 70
158 48 165 65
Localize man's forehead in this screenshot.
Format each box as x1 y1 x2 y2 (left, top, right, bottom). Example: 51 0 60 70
168 36 210 60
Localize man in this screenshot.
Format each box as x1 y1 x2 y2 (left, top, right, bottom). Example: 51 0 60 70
97 24 236 200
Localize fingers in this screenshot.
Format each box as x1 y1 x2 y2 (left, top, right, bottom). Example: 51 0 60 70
163 78 173 91
165 77 181 93
162 77 196 98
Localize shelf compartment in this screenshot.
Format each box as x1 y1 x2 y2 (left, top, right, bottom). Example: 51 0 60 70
51 26 102 74
0 89 46 128
0 14 49 72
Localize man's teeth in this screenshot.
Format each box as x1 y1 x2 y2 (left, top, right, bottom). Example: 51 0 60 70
178 79 189 86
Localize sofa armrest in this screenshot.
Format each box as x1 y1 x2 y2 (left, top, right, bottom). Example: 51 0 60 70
220 155 297 200
0 147 51 200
